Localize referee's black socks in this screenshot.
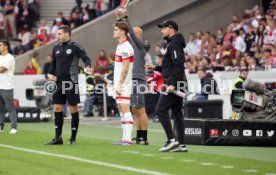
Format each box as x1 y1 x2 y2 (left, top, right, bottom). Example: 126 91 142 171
137 130 148 141
71 112 79 140
55 112 64 139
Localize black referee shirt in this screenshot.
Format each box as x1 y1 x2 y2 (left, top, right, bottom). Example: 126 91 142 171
49 40 91 83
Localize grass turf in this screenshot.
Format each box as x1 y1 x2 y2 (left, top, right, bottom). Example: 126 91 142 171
0 122 275 175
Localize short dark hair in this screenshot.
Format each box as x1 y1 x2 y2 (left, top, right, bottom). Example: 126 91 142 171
0 39 11 53
114 21 129 34
58 25 71 36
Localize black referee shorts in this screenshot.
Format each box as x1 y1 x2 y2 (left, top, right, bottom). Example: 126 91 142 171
53 80 80 105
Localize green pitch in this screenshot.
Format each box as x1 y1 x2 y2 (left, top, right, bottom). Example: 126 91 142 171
0 121 275 175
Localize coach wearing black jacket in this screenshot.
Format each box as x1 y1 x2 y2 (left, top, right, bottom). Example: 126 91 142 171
145 20 188 152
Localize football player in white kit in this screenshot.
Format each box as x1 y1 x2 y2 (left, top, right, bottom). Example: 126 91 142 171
112 21 134 145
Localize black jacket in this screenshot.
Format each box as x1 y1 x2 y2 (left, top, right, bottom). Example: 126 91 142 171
200 73 219 96
155 33 187 88
49 41 91 83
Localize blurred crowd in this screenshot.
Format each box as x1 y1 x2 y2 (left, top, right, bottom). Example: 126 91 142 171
0 0 129 57
152 2 276 73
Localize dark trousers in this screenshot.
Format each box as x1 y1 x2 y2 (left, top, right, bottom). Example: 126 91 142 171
155 93 185 144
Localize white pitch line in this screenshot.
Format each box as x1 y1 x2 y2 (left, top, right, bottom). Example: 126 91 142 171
200 162 215 166
180 159 195 163
122 150 141 155
243 169 258 173
266 173 276 175
161 157 174 160
0 144 169 175
221 165 234 169
142 154 154 157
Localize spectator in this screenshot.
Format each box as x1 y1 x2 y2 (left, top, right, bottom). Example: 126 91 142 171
43 55 52 78
13 39 26 56
87 1 97 20
201 31 217 56
51 18 63 38
81 2 90 23
95 49 109 74
27 0 39 21
70 11 83 29
31 52 42 74
95 0 109 17
230 15 241 31
193 67 219 100
248 57 263 71
234 28 246 53
185 33 197 56
241 13 252 32
240 59 248 69
195 31 203 53
223 26 234 45
256 24 266 47
265 48 276 69
23 59 37 75
266 21 276 45
186 59 197 74
53 12 69 26
2 0 16 38
145 52 153 64
216 28 224 45
38 19 50 36
18 25 32 50
83 72 95 117
244 26 257 54
17 0 33 31
223 56 233 71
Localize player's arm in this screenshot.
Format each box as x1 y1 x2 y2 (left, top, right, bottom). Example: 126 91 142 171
119 59 130 85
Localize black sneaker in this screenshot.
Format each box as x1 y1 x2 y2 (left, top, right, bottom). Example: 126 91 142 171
136 138 149 145
69 138 76 145
131 137 138 144
45 137 63 145
159 140 179 152
170 145 188 152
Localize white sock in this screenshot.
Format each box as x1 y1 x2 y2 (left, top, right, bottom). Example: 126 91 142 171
123 112 133 141
120 113 125 141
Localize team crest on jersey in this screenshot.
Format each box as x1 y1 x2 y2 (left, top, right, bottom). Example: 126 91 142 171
66 49 72 54
56 50 60 54
121 52 129 57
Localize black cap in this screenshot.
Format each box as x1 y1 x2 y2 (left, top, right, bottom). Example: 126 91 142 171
157 20 178 31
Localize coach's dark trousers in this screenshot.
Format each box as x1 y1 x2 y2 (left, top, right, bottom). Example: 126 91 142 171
155 93 185 144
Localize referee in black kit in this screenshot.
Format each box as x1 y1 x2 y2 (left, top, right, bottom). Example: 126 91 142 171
46 25 93 145
145 20 188 152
